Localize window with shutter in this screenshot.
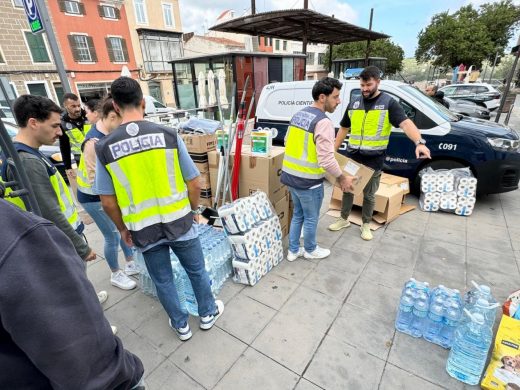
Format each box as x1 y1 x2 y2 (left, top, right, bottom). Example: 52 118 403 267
67 35 81 62
64 1 81 14
24 32 51 63
86 36 97 62
105 37 115 62
107 37 126 62
69 35 95 62
100 5 117 19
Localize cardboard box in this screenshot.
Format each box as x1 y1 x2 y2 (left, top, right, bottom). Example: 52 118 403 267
274 195 290 238
196 161 209 174
199 172 211 189
325 153 374 196
181 133 217 154
328 172 415 227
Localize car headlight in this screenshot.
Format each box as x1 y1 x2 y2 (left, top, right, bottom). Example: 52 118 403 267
487 137 520 152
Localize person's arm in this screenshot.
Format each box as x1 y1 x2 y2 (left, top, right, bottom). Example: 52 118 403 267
0 216 144 389
21 155 92 259
83 139 98 185
314 119 355 193
59 132 73 170
335 126 350 151
176 133 202 218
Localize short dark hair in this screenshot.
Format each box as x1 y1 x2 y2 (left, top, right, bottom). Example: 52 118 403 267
85 98 100 113
110 77 143 109
62 93 79 103
13 95 63 127
312 77 342 101
359 66 382 81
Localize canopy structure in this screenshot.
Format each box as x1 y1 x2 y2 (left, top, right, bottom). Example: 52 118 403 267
210 9 389 46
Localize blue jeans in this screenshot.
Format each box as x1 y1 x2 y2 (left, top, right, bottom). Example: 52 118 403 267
81 201 134 271
288 184 324 254
142 238 216 328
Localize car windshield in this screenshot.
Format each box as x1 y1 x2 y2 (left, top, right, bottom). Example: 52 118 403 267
399 85 459 122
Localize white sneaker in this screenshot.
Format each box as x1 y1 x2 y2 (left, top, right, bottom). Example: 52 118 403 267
111 270 137 290
200 300 225 330
304 246 331 259
111 325 118 335
124 261 140 276
287 247 304 262
169 319 192 341
97 290 108 304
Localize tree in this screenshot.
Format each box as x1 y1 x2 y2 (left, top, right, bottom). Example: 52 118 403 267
324 39 405 75
415 1 520 68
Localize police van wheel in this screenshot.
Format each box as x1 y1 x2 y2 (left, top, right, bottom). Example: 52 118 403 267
412 159 466 194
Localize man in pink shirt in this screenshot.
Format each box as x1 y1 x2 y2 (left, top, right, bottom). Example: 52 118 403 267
281 77 355 261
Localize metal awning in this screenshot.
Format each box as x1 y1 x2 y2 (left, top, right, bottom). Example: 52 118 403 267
209 9 389 45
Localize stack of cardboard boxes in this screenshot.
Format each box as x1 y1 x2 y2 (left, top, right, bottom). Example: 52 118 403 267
181 133 217 207
208 145 291 237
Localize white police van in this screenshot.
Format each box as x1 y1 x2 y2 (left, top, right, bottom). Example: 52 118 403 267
255 80 520 194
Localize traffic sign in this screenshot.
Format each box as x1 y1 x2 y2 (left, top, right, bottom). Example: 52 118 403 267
22 0 44 34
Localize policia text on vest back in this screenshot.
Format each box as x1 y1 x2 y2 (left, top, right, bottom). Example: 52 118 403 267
347 93 394 154
282 106 327 187
96 121 193 248
1 142 81 230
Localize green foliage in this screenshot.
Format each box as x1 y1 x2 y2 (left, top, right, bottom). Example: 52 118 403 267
415 1 520 68
324 39 404 75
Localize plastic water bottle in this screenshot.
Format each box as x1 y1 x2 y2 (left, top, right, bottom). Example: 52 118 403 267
461 298 499 330
439 302 462 348
395 295 415 334
424 297 445 344
464 281 496 307
410 299 429 338
446 312 493 385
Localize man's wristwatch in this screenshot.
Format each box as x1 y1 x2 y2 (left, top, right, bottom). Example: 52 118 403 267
191 207 202 215
415 138 426 146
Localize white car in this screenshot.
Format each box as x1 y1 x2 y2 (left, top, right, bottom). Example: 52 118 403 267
438 83 501 111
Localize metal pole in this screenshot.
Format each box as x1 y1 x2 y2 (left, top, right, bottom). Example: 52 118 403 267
328 44 333 73
488 51 499 83
34 0 71 93
495 50 519 123
251 0 255 14
365 8 374 67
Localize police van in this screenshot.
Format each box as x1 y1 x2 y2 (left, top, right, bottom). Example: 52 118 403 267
255 80 520 194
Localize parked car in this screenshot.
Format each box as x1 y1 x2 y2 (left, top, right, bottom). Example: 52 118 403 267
444 97 490 120
438 83 501 111
0 119 72 181
144 95 185 117
255 79 520 195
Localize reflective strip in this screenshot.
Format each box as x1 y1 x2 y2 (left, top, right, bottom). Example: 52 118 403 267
77 161 94 194
54 174 80 229
358 145 388 151
108 162 135 209
282 165 325 179
375 110 387 138
120 191 189 216
349 134 390 142
124 205 191 231
301 132 309 162
283 154 321 169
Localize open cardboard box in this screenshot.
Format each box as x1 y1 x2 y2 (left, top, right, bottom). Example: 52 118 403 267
325 153 374 196
328 172 415 230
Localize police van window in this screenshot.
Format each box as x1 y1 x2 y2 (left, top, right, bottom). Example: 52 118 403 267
350 89 361 102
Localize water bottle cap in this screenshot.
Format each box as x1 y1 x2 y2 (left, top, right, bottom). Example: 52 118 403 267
453 289 460 294
438 284 445 289
414 300 428 310
480 285 491 294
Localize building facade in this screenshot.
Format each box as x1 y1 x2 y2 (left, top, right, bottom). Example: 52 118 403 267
47 0 138 102
124 0 183 106
0 0 61 106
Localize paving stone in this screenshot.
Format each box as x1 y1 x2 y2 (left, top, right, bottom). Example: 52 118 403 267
370 242 417 269
502 204 520 229
467 208 506 227
346 277 402 319
414 252 466 291
507 226 520 251
295 378 324 390
467 249 520 293
421 239 466 262
252 312 324 374
119 329 168 379
334 226 380 258
428 212 467 231
328 303 395 360
424 223 466 245
360 260 413 289
280 285 342 334
386 211 429 236
170 326 247 389
388 332 464 389
315 214 345 248
214 347 299 390
379 229 423 250
145 359 204 390
302 261 358 301
217 294 276 345
379 363 447 390
242 272 299 310
216 279 246 304
270 257 317 284
104 291 162 331
325 247 370 275
304 335 385 390
467 224 513 254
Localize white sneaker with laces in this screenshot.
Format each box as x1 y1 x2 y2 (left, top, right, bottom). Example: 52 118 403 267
97 290 108 304
200 300 225 330
169 319 192 341
124 261 140 276
287 247 304 262
304 246 331 259
111 270 137 290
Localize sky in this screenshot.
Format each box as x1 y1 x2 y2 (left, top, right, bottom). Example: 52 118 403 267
179 0 520 58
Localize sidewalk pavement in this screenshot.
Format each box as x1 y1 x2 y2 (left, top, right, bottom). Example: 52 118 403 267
83 102 520 390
